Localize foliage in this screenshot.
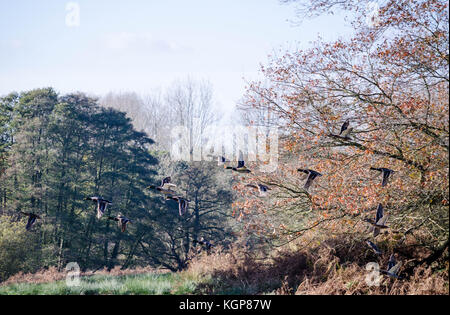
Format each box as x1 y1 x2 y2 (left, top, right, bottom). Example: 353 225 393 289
0 87 234 281
236 0 448 258
0 216 40 282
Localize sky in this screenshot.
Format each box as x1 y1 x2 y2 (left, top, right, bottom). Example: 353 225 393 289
0 0 354 117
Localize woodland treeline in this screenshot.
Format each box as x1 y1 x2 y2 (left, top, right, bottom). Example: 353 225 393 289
0 85 235 281
0 0 449 285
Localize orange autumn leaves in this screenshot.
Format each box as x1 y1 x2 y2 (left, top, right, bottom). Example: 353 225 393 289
234 0 449 241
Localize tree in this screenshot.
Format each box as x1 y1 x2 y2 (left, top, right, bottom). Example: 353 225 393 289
236 0 449 258
165 78 217 160
0 89 162 274
0 93 18 213
138 153 234 271
97 79 235 271
0 216 40 282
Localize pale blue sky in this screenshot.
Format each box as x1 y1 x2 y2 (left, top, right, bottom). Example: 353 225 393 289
0 0 353 114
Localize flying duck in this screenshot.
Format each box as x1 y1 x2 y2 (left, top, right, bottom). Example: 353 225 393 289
340 126 353 139
366 240 382 255
340 119 350 135
85 196 112 219
20 212 41 231
381 254 403 279
370 167 395 187
148 176 177 195
166 195 190 216
364 203 389 237
297 168 322 190
107 214 131 232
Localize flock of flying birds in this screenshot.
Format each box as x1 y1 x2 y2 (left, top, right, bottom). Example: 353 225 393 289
18 119 402 277
335 120 401 279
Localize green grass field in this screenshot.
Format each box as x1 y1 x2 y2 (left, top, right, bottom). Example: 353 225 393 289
0 272 200 295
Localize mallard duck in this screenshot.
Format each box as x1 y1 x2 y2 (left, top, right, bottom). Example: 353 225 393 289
387 253 396 270
370 167 395 187
297 168 322 190
20 212 40 231
107 214 131 232
381 254 403 279
148 177 177 195
85 196 112 219
339 119 350 135
366 240 382 255
328 127 353 140
166 195 190 216
246 183 271 196
364 203 389 237
226 160 251 173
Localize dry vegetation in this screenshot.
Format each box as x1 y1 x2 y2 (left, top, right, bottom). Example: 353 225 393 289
186 236 448 295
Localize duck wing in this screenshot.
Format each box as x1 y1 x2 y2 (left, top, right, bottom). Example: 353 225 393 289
339 120 349 135
179 199 188 216
97 201 108 219
375 204 384 223
381 169 392 187
26 216 37 231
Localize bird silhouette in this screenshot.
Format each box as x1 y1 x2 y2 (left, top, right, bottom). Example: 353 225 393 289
297 169 322 190
148 176 177 195
381 254 403 279
85 196 112 219
107 214 131 232
366 240 382 255
20 212 41 231
364 203 389 237
339 119 350 135
166 195 190 216
370 167 395 187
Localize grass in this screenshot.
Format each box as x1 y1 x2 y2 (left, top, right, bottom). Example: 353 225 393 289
0 272 199 295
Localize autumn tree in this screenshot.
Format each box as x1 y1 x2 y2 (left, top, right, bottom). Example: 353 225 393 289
236 0 449 262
